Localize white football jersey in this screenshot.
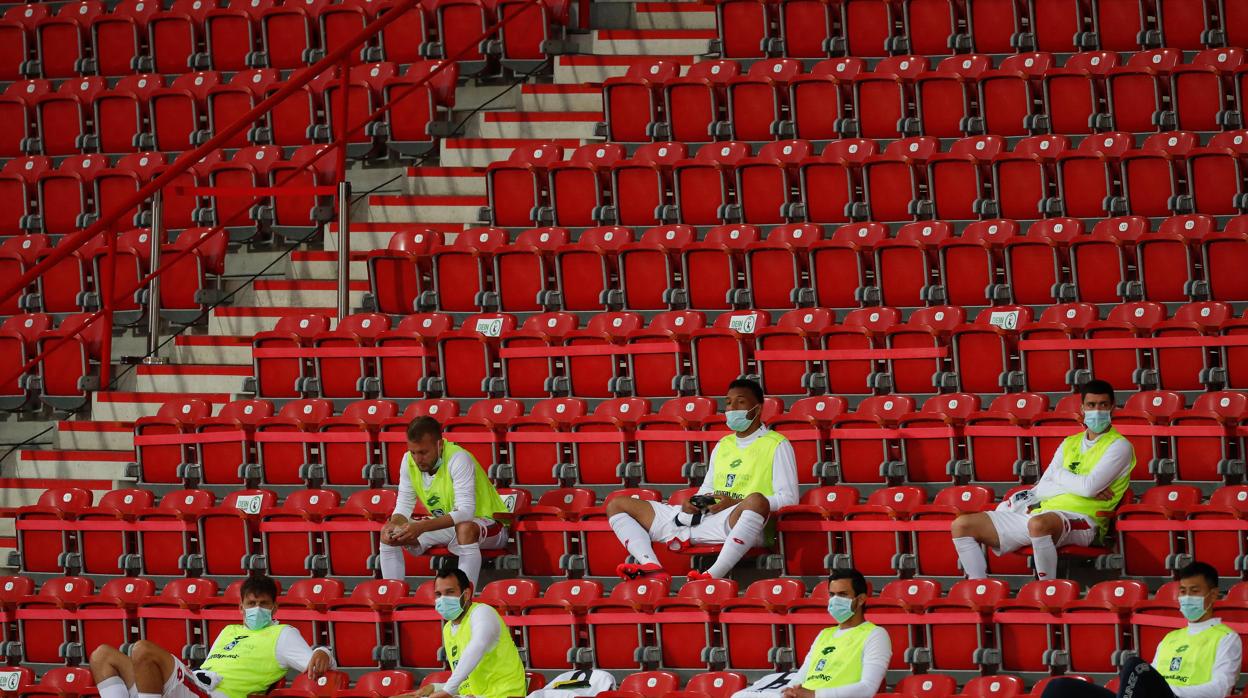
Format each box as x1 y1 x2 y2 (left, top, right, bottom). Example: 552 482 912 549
527 670 617 698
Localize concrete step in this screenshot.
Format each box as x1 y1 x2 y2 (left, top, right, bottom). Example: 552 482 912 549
519 84 604 113
289 250 369 281
635 2 716 29
555 54 696 83
14 448 133 483
252 280 369 308
56 420 133 451
326 222 465 253
592 29 716 55
133 364 254 394
91 390 232 423
404 167 486 196
208 306 336 336
439 137 583 168
365 194 487 224
173 334 254 365
475 111 604 140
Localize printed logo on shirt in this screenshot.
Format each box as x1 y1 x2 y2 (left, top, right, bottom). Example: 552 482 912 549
428 494 441 508
729 458 743 469
222 636 246 652
1170 657 1182 672
815 659 827 672
725 474 736 488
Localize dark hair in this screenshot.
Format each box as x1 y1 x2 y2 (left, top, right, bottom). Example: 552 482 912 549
829 569 868 597
436 566 472 592
1079 379 1115 405
239 575 279 602
406 415 443 442
1178 561 1219 589
727 378 764 404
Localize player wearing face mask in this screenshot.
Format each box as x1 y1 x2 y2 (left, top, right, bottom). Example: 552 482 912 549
401 567 526 698
605 378 799 582
88 576 335 698
1041 561 1241 698
731 569 891 698
951 379 1134 581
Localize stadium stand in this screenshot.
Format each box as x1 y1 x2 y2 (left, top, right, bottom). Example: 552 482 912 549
2 0 1248 694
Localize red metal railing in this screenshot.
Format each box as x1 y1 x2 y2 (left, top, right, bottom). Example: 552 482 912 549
0 0 550 393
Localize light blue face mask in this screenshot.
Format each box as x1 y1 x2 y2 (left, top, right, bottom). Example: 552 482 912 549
725 406 758 432
1083 409 1111 434
1179 595 1209 622
827 595 855 624
435 593 465 621
243 606 274 630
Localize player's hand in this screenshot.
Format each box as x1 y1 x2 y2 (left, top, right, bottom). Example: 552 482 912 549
305 649 331 678
782 687 814 698
392 521 424 545
681 500 700 515
427 691 452 698
1095 486 1115 501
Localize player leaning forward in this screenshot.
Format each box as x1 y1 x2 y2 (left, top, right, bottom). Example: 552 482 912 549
608 378 799 581
951 379 1133 580
379 416 511 587
89 575 334 698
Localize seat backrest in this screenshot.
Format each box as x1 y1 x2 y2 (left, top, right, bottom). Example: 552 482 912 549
1037 302 1099 328
896 674 957 698
633 141 687 165
881 136 940 161
1141 485 1203 509
639 224 696 249
158 577 219 605
684 59 740 82
684 672 747 697
746 58 802 81
542 579 603 605
999 51 1055 76
402 398 459 419
1209 486 1248 511
921 393 980 419
567 143 626 168
506 143 564 167
865 485 927 511
829 222 887 247
937 53 992 77
168 70 223 96
624 58 680 82
693 140 751 165
349 579 410 606
743 578 804 605
948 135 1005 160
874 55 929 78
1062 50 1119 73
386 229 443 254
855 394 916 421
343 488 397 515
157 488 215 513
584 311 644 337
822 138 877 163
98 577 156 605
1105 301 1166 328
1171 301 1232 328
908 306 966 331
96 488 155 513
460 313 518 338
895 221 953 245
1122 390 1183 417
1143 130 1198 156
536 487 595 512
2 156 51 182
879 579 943 608
961 675 1024 698
702 224 761 247
1192 47 1246 71
528 397 588 422
155 397 212 422
972 305 1035 328
841 306 902 333
336 406 402 442
620 672 680 695
1083 580 1148 608
646 310 707 336
576 226 634 250
216 399 275 424
1027 217 1085 242
38 576 94 603
677 578 738 605
450 226 509 252
1015 579 1080 607
810 57 866 80
34 487 92 512
710 309 769 333
775 308 835 333
335 312 391 339
766 222 823 246
1157 214 1214 239
1012 134 1070 159
56 76 107 101
283 488 340 514
392 313 454 338
609 577 669 605
592 397 651 421
1077 131 1135 157
945 578 1010 607
285 578 345 605
518 311 578 337
1125 48 1181 71
0 314 52 345
476 579 539 609
657 395 716 420
788 396 848 421
513 227 570 250
36 668 95 694
798 485 859 512
277 398 334 422
465 397 525 423
351 671 413 697
1191 391 1248 418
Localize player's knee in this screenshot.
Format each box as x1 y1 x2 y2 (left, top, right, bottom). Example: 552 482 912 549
951 513 978 539
741 492 770 516
454 521 480 543
129 640 159 665
606 496 627 517
89 644 118 671
1027 514 1059 538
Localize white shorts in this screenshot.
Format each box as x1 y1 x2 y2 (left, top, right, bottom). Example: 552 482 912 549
127 656 227 698
645 501 739 546
984 507 1098 555
396 517 509 556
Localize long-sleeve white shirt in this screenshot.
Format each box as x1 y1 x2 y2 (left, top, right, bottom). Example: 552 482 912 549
442 603 502 695
391 448 478 526
271 626 336 672
697 426 799 511
731 625 891 698
1155 619 1242 698
1030 430 1134 502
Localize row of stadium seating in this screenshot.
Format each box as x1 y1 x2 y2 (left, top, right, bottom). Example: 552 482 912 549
0 573 1230 675
483 134 1248 231
0 0 567 80
367 216 1248 316
247 303 1248 400
13 475 1248 580
124 390 1248 488
713 0 1240 58
601 52 1248 144
0 61 457 159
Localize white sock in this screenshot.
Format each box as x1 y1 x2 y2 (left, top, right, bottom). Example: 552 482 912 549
609 513 659 565
1030 535 1058 580
378 543 405 580
98 676 130 698
953 536 988 579
707 510 765 578
454 542 482 588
